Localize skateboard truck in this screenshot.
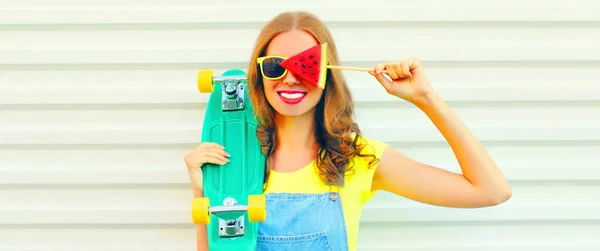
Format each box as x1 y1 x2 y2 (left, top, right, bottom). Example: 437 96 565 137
213 198 246 237
197 70 246 111
220 76 246 111
191 195 266 236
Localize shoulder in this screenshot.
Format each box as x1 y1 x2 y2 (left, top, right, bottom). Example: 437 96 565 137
345 134 389 174
353 135 389 160
343 135 389 203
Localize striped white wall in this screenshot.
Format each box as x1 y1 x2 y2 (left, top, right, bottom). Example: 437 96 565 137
2 1 600 250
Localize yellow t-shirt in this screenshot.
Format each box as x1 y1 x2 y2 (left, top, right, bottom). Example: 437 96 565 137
263 136 388 251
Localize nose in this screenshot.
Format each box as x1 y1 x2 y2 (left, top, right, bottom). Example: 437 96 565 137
282 71 300 85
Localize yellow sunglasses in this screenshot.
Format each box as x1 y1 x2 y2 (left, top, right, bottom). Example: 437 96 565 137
256 55 289 80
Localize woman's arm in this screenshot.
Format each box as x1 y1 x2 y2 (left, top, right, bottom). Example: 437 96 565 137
184 141 230 251
372 91 512 207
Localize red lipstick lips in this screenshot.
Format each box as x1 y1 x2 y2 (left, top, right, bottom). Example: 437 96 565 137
277 90 307 104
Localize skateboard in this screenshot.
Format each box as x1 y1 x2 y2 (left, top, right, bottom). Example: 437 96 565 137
191 69 267 251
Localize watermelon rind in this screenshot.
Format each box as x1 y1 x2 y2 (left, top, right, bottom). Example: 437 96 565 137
317 42 328 89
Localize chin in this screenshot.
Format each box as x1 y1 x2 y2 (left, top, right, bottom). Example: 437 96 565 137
273 106 316 117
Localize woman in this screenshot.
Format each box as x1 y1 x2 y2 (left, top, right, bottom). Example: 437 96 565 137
184 10 511 251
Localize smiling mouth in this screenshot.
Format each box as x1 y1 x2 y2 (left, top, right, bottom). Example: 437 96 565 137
277 90 307 104
278 92 306 99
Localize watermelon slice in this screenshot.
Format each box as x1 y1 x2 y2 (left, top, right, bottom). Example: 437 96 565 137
280 43 329 89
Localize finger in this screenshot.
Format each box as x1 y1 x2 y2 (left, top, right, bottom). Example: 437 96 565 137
196 142 225 150
190 154 228 168
371 63 386 75
196 144 229 156
203 151 230 164
373 72 393 91
203 156 229 166
407 58 421 71
186 146 230 169
398 62 412 78
391 63 407 78
207 146 230 157
385 63 399 80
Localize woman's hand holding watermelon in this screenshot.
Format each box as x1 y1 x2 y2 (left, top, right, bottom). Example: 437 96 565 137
370 58 437 107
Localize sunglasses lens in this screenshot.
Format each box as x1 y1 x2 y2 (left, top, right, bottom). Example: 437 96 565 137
262 57 286 78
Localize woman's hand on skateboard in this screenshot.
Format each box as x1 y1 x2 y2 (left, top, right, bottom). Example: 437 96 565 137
185 142 230 168
184 142 230 195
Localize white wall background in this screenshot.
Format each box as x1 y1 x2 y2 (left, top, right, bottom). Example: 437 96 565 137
1 0 600 250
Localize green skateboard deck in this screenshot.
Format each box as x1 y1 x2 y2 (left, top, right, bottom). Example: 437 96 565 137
191 69 267 251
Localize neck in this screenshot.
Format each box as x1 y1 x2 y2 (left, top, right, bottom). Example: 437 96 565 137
273 112 317 153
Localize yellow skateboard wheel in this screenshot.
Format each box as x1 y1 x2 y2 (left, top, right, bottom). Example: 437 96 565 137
247 195 267 222
191 197 210 224
197 69 214 93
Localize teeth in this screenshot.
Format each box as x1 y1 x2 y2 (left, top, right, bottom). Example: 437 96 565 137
280 93 305 99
